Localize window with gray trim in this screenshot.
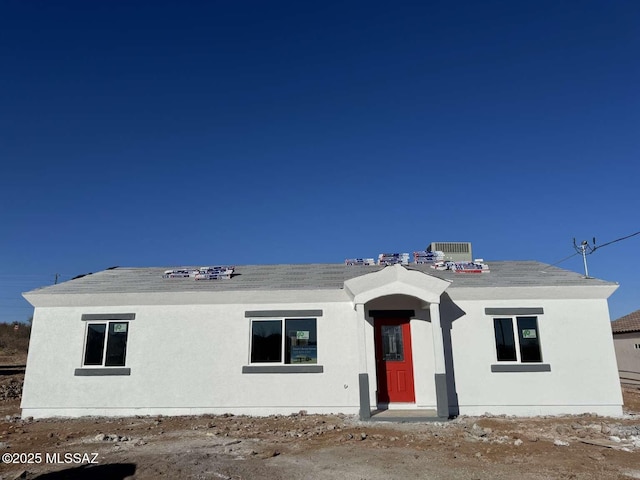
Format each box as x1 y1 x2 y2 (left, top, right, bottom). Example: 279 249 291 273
493 316 542 363
83 322 129 367
250 318 317 364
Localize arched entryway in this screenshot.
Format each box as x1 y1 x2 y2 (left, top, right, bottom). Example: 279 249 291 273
344 265 452 418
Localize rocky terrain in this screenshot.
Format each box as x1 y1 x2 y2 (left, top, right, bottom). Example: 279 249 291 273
0 330 639 480
0 387 638 479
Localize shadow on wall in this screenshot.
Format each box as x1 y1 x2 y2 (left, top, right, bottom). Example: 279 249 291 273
34 463 136 480
440 293 466 417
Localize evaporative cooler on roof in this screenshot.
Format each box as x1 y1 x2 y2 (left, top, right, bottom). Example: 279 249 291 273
428 242 472 262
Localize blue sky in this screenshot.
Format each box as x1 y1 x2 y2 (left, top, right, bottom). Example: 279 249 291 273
1 1 638 322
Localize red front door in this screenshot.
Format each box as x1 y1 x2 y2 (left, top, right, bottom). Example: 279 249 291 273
374 318 415 403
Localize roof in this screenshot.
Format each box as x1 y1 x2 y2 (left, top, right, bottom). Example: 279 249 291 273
611 309 640 334
24 261 616 296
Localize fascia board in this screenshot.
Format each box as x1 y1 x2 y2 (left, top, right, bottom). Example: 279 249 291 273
447 284 619 301
22 289 352 308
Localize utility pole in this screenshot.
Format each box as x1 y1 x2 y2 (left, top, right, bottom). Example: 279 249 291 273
573 238 596 278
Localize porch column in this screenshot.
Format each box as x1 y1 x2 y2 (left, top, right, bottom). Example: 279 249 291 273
430 302 449 418
355 303 371 419
355 303 368 372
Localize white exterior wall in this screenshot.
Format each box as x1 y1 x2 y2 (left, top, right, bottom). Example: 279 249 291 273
447 297 623 416
613 332 640 386
410 318 436 408
22 280 623 418
22 300 363 418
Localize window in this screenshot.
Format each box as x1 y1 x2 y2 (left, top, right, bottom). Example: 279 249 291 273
251 318 317 364
493 318 516 361
381 325 404 361
493 316 542 363
83 321 129 367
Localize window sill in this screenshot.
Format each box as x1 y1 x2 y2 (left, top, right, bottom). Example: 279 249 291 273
74 368 131 376
491 364 551 373
242 365 324 374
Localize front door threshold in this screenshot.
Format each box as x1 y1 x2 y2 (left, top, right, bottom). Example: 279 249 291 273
369 407 447 423
376 402 417 410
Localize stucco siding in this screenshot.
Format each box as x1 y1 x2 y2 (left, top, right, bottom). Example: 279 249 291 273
448 298 622 416
22 302 363 418
613 332 640 386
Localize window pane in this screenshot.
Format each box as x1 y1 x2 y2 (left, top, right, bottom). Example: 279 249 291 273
494 318 517 361
84 324 106 365
381 325 404 361
285 319 317 364
517 317 542 362
251 320 282 363
105 322 128 366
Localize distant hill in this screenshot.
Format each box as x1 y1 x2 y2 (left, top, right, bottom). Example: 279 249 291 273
0 323 30 362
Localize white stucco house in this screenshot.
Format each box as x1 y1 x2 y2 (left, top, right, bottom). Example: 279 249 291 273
21 260 623 419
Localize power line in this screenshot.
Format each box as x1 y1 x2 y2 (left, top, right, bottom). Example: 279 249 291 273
593 230 640 251
548 229 640 269
0 274 73 280
547 252 580 268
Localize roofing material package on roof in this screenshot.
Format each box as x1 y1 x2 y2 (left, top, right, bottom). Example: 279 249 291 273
163 266 235 280
345 258 376 266
378 253 410 265
414 250 444 264
431 260 490 273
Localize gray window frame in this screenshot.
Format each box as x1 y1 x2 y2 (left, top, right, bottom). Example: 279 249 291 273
244 315 323 374
75 313 134 377
488 312 551 373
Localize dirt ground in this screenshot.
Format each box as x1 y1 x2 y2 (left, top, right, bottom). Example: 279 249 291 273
1 365 639 480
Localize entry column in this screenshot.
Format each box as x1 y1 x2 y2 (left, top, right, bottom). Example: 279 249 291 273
355 303 374 419
430 302 449 418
